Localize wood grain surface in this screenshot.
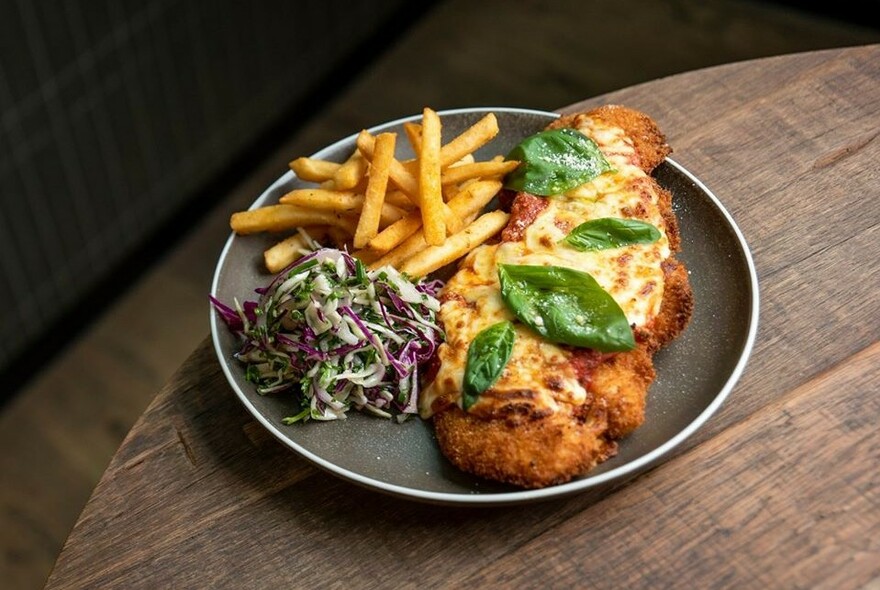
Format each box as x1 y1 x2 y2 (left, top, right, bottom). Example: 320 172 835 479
44 45 880 589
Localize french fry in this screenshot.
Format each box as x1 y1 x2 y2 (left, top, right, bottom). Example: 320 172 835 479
377 203 406 227
442 183 460 203
384 190 416 209
369 226 427 270
242 108 513 276
355 129 373 155
404 114 493 169
280 188 404 227
444 209 464 236
354 132 395 249
442 160 519 185
280 189 361 212
230 205 357 235
398 210 509 277
419 107 445 245
265 235 311 273
360 130 459 227
443 178 501 234
403 122 422 156
439 113 499 168
367 210 424 254
332 150 368 190
399 158 419 177
461 208 481 228
386 141 476 179
388 158 421 202
357 130 420 203
373 181 500 256
369 180 502 269
263 227 328 273
289 157 340 181
447 179 503 219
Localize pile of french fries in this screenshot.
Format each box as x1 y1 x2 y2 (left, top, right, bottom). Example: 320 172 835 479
229 108 518 278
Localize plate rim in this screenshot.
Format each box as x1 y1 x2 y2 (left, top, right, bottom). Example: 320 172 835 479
210 107 760 506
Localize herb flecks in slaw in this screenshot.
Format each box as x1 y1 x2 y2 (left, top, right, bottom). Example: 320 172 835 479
212 248 444 423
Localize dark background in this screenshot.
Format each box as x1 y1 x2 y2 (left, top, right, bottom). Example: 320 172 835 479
0 0 424 396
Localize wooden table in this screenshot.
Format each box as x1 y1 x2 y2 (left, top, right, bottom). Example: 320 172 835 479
45 46 879 589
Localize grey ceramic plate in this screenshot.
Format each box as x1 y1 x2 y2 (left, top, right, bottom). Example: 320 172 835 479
210 107 759 506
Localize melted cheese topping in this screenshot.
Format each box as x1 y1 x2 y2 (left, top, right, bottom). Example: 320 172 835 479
420 119 670 418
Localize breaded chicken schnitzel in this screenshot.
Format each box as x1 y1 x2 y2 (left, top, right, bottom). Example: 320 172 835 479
420 106 693 488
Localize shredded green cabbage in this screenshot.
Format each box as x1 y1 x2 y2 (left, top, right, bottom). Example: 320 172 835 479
212 238 444 423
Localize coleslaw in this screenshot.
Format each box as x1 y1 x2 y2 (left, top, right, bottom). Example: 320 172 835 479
211 245 443 423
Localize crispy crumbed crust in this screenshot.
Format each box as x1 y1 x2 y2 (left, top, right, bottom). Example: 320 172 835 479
432 106 693 489
657 186 681 253
548 105 673 173
434 401 617 489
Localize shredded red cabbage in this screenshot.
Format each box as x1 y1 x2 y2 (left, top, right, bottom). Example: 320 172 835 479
212 248 444 423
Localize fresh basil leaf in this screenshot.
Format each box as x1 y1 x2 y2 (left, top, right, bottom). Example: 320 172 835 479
498 264 634 352
563 218 661 251
462 321 515 410
504 128 614 196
